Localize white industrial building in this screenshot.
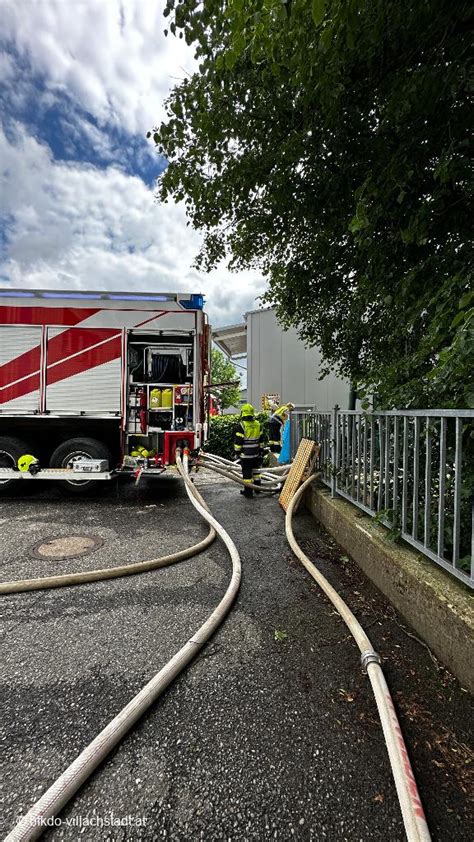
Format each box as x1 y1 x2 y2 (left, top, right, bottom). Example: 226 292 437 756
213 307 351 411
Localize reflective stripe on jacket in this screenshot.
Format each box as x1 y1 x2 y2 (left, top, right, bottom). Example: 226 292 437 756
234 419 263 459
269 412 284 428
268 414 283 449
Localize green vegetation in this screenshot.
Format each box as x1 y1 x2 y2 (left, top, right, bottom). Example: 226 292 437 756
152 0 472 409
210 348 241 410
207 412 270 458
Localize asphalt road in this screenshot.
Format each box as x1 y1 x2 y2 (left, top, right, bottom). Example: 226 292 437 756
0 473 472 841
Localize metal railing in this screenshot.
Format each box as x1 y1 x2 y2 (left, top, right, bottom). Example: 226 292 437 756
290 408 474 589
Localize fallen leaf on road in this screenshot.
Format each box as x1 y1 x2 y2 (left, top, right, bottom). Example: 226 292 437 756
338 688 355 702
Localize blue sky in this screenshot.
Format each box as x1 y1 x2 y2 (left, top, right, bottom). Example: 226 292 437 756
1 54 164 185
0 0 264 327
1 56 164 185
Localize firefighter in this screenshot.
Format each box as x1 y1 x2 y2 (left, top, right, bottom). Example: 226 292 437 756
268 402 295 455
234 403 265 498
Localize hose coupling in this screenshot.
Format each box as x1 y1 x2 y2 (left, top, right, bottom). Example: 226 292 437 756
360 649 381 673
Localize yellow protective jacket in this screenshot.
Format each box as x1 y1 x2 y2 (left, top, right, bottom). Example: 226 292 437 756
234 418 264 460
274 404 292 419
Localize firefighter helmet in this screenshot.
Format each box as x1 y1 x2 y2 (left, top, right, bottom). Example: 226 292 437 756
240 403 255 418
17 454 41 474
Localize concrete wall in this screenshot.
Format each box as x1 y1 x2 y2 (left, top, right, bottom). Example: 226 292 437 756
305 484 474 693
246 308 350 411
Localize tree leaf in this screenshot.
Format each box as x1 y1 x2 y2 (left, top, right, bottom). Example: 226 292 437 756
312 0 326 27
451 311 465 328
151 0 471 412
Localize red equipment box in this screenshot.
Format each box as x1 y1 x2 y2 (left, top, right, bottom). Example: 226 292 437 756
164 431 196 465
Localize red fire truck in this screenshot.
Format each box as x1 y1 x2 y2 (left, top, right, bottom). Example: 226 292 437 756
0 289 211 494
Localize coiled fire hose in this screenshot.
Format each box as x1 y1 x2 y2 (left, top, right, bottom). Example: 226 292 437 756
197 451 288 493
286 473 431 842
201 450 290 481
201 451 290 483
4 449 241 842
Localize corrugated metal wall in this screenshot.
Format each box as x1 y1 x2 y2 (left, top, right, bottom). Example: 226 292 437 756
45 327 121 414
247 309 350 410
46 359 121 413
0 326 42 412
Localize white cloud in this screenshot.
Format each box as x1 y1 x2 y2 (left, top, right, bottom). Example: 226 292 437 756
0 0 193 134
0 50 15 81
0 1 267 326
0 124 265 326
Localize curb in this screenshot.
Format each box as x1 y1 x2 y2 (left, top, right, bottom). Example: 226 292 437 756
304 484 474 693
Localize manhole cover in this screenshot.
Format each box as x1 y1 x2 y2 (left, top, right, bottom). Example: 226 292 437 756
32 535 104 560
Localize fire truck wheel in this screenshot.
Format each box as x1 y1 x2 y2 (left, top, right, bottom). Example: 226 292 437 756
50 437 113 495
0 436 33 496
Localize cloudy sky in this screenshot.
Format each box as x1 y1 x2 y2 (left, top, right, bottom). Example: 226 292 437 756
0 0 265 327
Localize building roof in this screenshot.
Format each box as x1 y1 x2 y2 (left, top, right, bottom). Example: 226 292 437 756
212 322 247 357
244 306 273 317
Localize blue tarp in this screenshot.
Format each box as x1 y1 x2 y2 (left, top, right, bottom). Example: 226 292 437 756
278 421 291 464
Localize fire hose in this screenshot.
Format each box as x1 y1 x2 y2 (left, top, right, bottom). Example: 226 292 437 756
286 474 431 842
0 452 284 595
200 451 290 482
4 450 241 842
0 452 285 595
196 451 289 493
188 454 431 839
0 529 216 594
3 454 431 841
201 450 290 479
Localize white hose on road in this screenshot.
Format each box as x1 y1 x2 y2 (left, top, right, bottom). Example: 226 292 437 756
5 453 430 841
0 529 215 594
0 451 284 596
197 454 284 493
201 451 290 482
286 474 431 842
1 461 219 595
198 460 280 492
5 449 241 842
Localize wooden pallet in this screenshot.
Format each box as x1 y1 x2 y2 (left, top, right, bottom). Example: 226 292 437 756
279 438 320 511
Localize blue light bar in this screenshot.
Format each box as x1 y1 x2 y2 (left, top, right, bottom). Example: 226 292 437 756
0 290 35 297
108 294 172 302
42 292 102 300
180 293 204 310
0 290 204 307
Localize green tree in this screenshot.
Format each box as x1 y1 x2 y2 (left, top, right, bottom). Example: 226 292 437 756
211 348 241 410
152 0 473 408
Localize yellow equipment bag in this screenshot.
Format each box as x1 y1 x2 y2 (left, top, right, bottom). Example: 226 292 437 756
149 388 162 408
161 388 173 408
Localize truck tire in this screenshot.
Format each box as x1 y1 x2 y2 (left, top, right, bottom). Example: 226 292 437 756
49 437 113 496
0 436 32 496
